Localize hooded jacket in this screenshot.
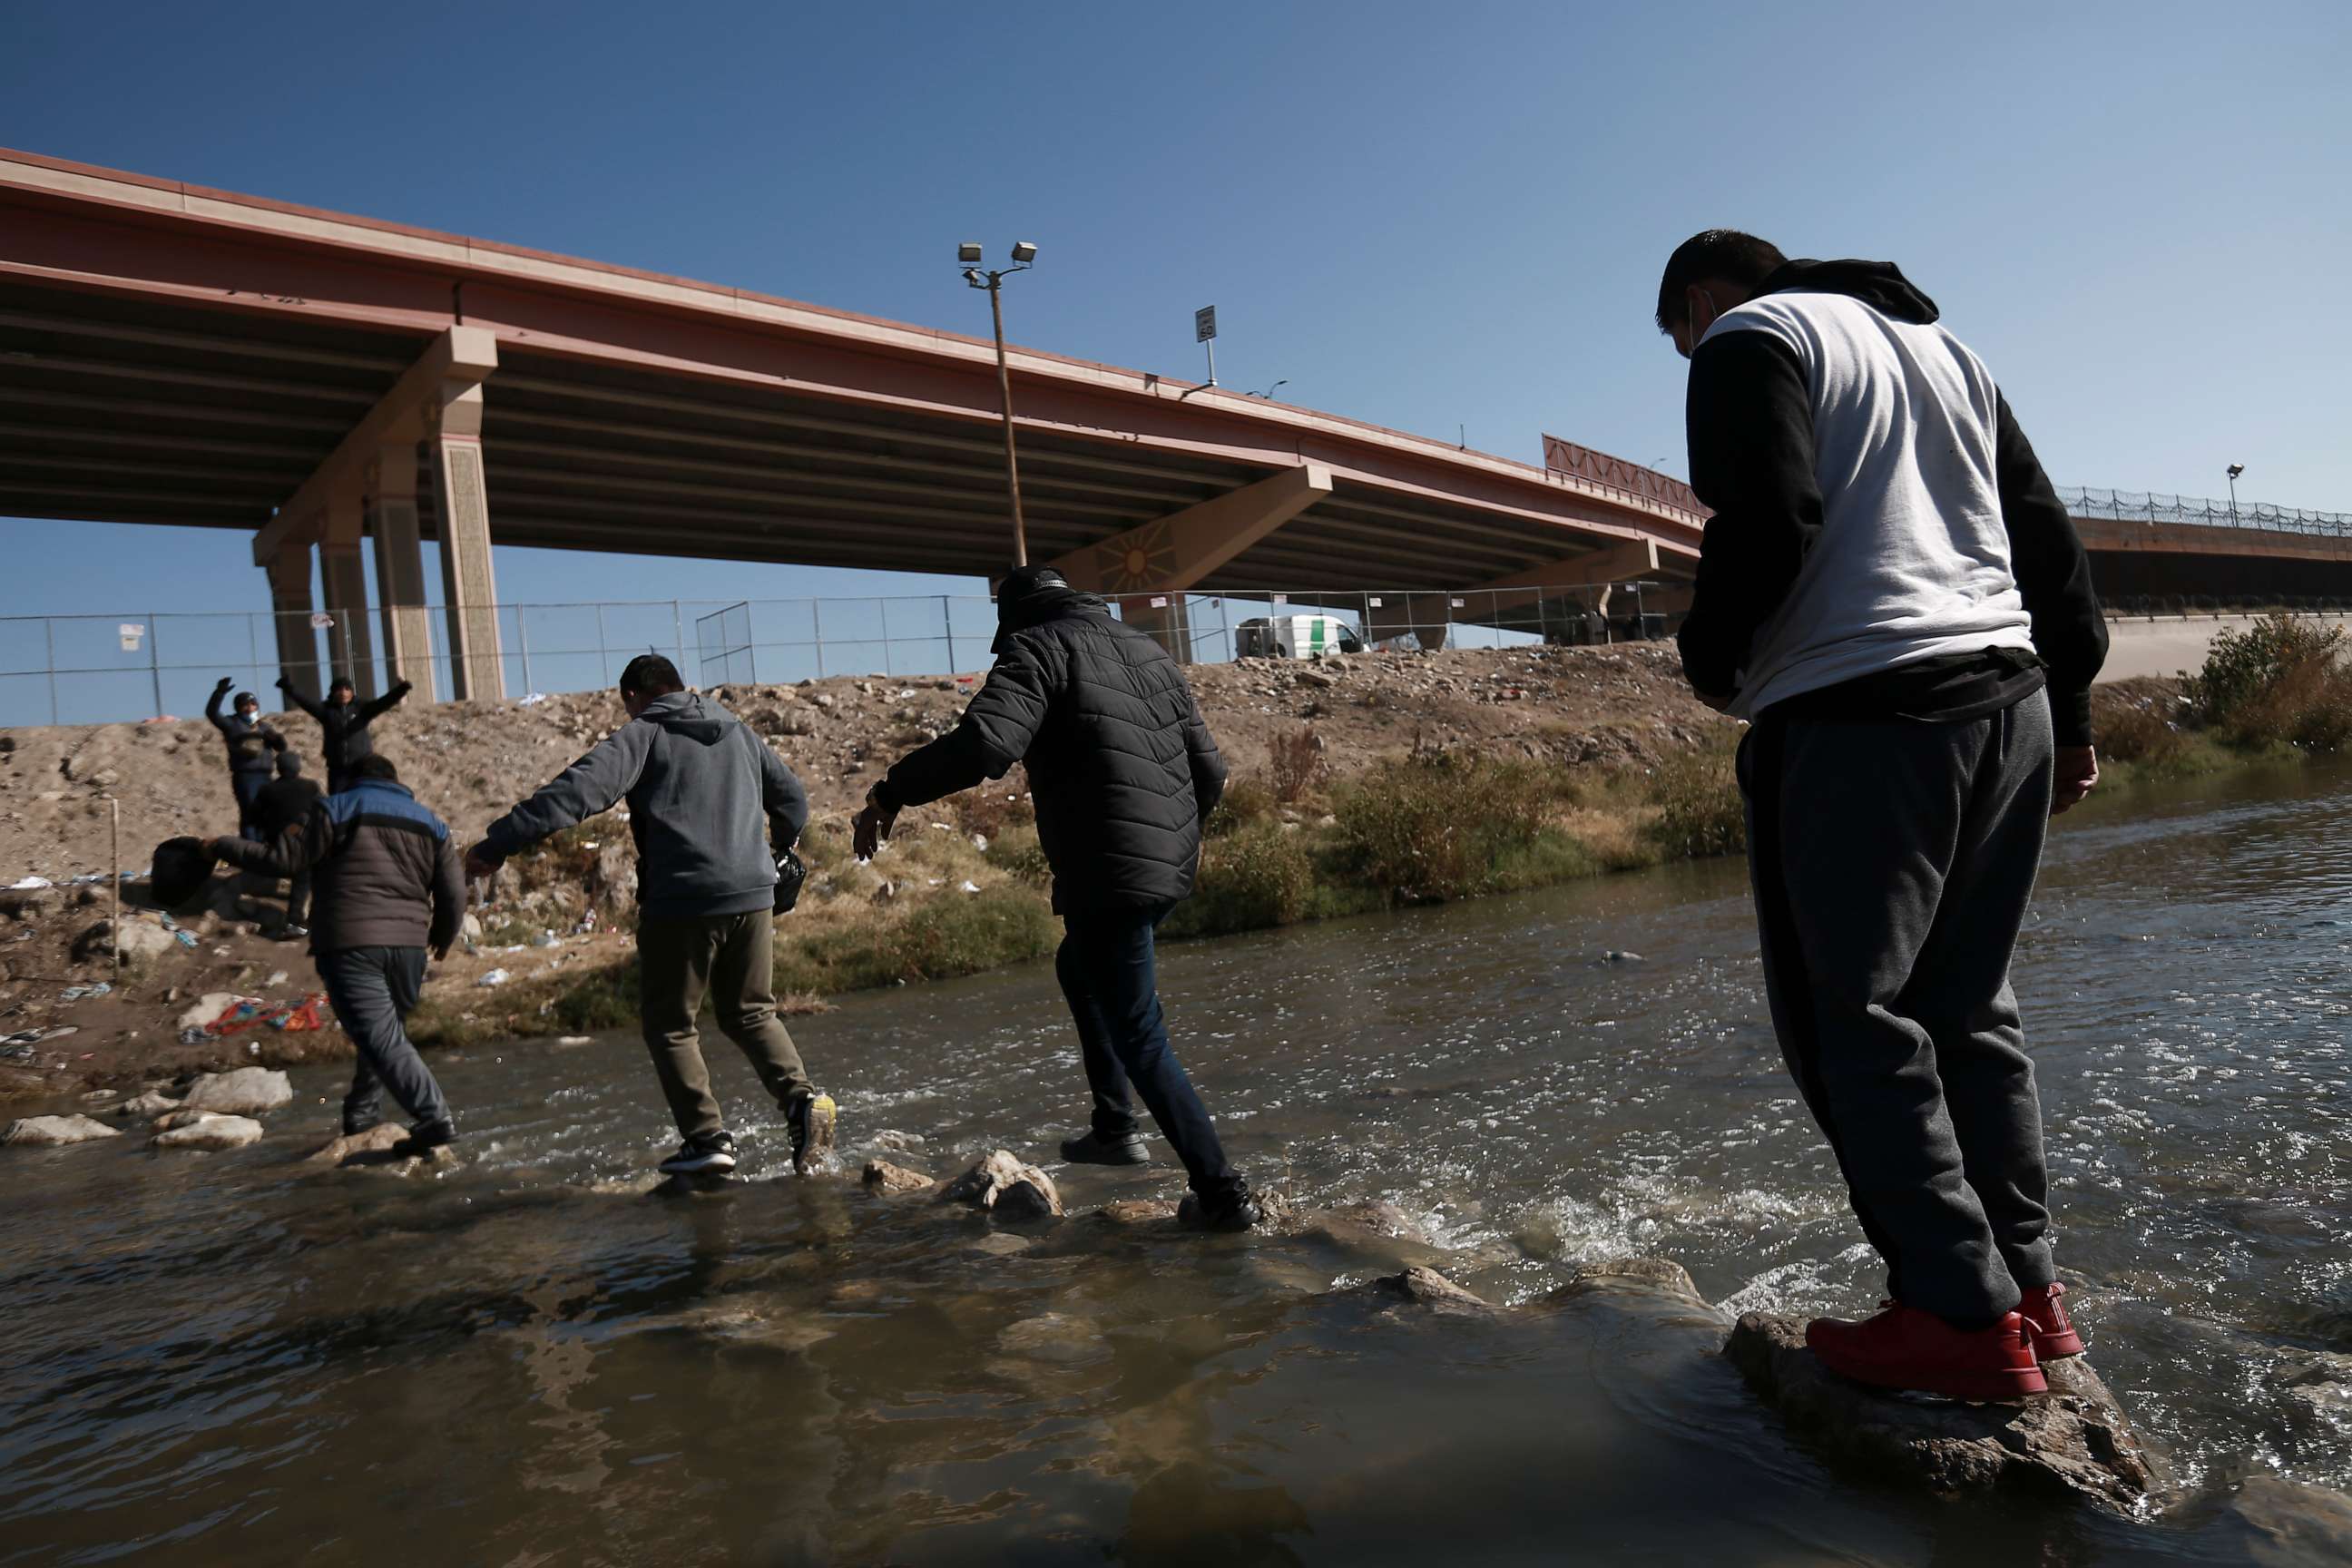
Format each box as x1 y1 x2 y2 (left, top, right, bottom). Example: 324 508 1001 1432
204 687 286 779
1679 260 2106 742
482 691 809 921
283 680 411 780
877 583 1227 914
217 779 465 955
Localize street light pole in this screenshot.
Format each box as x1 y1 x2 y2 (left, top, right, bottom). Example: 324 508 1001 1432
964 243 1037 566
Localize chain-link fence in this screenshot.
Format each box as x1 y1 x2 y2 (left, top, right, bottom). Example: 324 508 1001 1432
2059 487 2352 535
0 581 1670 729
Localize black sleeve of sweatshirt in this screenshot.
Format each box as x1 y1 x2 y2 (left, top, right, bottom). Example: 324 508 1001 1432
1676 330 1825 701
1994 393 2107 745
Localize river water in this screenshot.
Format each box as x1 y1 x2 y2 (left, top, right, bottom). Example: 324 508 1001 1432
5 764 2352 1564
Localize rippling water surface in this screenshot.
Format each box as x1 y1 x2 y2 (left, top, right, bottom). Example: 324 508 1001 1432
5 763 2351 1564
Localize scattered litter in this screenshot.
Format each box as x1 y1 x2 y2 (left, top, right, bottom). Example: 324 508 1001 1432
573 913 597 936
581 841 600 850
157 914 178 931
267 971 288 987
176 993 332 1045
67 873 107 886
518 692 550 706
477 969 510 987
8 877 52 891
531 931 560 948
1604 950 1647 964
171 930 197 949
960 880 981 894
555 1035 594 1047
59 983 113 1001
971 834 988 852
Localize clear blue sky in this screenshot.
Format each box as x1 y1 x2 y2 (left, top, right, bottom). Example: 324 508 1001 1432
2 0 2346 625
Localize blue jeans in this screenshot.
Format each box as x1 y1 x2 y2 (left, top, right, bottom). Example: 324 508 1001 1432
317 946 451 1134
1057 904 1239 1199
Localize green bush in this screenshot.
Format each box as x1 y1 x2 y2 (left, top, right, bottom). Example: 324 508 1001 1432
775 885 1057 992
1169 820 1317 935
1644 741 1746 859
1333 751 1550 901
2186 613 2352 752
2095 699 2190 765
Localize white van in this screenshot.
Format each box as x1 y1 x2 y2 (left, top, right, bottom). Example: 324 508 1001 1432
1235 613 1365 659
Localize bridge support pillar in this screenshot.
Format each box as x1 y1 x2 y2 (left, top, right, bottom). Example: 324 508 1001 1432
318 486 377 700
366 443 436 701
426 385 505 701
262 544 320 703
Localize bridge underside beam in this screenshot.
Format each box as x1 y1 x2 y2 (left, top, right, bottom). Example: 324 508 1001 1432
1050 463 1334 595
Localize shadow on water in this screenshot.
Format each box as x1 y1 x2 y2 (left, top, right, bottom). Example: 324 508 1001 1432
4 763 2352 1562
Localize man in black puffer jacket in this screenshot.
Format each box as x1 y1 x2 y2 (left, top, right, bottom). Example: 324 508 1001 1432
856 565 1260 1230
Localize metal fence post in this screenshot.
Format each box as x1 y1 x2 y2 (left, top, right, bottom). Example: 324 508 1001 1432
672 599 686 676
516 609 534 697
812 600 826 679
148 611 163 719
44 618 56 725
594 603 609 686
880 600 894 677
246 613 260 695
941 594 954 672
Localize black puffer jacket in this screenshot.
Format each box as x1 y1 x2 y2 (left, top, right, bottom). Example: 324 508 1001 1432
880 585 1226 913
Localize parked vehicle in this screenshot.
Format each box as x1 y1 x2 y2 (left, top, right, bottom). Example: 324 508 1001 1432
1235 614 1365 659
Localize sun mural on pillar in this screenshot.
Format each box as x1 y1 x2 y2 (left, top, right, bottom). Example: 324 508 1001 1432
1098 520 1177 594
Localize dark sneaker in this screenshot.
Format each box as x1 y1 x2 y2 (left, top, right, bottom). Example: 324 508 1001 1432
788 1093 837 1176
2016 1283 2085 1360
277 924 309 943
398 1118 456 1154
1060 1129 1150 1166
660 1132 738 1176
1807 1302 2046 1403
1178 1181 1264 1233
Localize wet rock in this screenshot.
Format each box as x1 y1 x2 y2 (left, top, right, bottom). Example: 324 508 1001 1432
938 1149 1063 1219
2200 1474 2352 1563
117 1091 182 1118
862 1157 934 1196
153 1114 265 1152
1356 1265 1503 1317
4 1113 122 1147
1722 1313 2167 1514
300 1123 457 1174
996 1312 1105 1364
1323 1200 1432 1245
152 1108 219 1131
1093 1198 1180 1227
867 1128 926 1153
181 1066 293 1116
967 1232 1030 1258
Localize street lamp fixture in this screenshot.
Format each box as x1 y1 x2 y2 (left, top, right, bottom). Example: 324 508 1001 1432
960 242 1041 564
2227 463 2246 524
1247 379 1289 400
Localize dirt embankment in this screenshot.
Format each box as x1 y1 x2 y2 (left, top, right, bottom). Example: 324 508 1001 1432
0 642 1720 1103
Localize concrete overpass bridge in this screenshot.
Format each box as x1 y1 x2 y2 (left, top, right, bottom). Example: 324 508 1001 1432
1 147 2342 705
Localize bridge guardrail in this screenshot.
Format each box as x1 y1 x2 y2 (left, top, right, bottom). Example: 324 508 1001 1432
2061 487 2352 535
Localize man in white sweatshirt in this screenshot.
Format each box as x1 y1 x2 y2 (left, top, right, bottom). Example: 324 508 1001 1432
1658 230 2107 1402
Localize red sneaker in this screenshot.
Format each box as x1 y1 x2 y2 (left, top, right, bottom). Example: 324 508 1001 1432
1806 1302 2047 1402
2015 1283 2084 1359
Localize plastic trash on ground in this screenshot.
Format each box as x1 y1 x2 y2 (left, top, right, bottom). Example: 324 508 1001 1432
477 968 510 987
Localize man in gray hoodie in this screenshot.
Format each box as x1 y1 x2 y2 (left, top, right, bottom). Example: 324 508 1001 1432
466 655 826 1177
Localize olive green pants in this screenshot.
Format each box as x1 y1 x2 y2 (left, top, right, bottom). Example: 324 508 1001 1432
637 909 811 1143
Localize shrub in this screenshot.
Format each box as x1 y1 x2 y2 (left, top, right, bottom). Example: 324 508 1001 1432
879 885 1058 983
1333 751 1549 901
1204 775 1277 838
1171 820 1316 935
2095 700 2189 766
2186 613 2352 751
1268 724 1329 803
1645 740 1746 859
982 825 1054 888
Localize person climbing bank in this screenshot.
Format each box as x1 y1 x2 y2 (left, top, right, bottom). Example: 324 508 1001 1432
203 677 286 841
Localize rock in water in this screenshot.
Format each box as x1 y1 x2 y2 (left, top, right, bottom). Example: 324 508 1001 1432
299 1123 453 1174
117 1091 182 1118
4 1113 123 1148
1723 1312 2168 1513
937 1149 1063 1219
861 1157 934 1196
152 1114 265 1152
1368 1265 1503 1316
181 1066 293 1116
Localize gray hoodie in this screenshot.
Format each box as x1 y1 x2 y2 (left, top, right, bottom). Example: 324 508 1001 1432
483 691 808 921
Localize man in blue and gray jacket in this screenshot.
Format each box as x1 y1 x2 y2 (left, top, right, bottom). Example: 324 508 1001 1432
466 655 825 1178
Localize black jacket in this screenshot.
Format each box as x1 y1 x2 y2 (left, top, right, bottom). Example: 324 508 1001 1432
255 774 324 839
217 779 465 956
879 587 1227 913
283 681 411 779
1678 260 2107 743
203 688 285 779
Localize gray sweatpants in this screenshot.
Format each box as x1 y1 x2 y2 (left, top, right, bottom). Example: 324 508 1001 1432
318 946 452 1135
1739 687 2058 1328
